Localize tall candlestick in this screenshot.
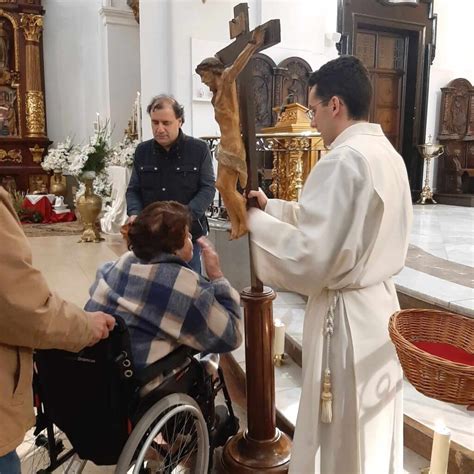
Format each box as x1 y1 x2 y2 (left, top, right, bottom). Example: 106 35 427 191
430 421 451 474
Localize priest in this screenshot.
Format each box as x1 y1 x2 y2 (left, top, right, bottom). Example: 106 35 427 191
248 55 413 473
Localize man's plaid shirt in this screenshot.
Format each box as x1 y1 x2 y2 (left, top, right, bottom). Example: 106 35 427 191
85 251 242 370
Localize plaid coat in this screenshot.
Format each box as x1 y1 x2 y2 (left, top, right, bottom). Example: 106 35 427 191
85 252 242 370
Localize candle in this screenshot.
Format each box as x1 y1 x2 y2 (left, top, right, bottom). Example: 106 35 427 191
136 91 142 141
273 319 286 357
94 112 100 131
430 421 451 474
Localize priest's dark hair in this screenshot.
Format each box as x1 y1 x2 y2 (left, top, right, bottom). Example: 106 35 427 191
308 55 372 120
146 94 185 124
127 201 191 262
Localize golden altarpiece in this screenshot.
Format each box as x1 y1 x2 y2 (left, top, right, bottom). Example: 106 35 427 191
258 102 325 201
0 0 50 192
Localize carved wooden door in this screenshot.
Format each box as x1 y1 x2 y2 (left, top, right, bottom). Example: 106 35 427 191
355 30 407 152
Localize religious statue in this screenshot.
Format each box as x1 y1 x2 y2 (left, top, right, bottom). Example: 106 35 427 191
196 27 264 240
0 20 10 71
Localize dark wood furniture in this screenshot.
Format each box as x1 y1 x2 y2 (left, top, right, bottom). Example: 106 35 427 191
250 54 312 131
0 0 50 193
338 0 437 197
436 78 474 202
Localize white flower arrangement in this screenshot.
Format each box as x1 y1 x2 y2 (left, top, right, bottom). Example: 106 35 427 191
65 119 111 178
108 137 138 168
41 137 76 173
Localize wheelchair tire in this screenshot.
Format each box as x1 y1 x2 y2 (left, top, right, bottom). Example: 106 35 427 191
116 393 209 474
18 425 87 473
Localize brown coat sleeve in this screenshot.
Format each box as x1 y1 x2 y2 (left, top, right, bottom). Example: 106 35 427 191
0 188 94 351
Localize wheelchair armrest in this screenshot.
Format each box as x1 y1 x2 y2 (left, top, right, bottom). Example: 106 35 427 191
135 346 199 386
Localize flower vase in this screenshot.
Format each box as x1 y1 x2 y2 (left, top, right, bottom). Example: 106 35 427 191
49 170 67 197
76 175 103 243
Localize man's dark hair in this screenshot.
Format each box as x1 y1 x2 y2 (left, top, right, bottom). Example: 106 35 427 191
146 94 185 124
308 55 372 120
127 201 191 262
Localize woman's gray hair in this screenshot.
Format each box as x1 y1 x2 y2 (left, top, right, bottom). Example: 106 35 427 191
146 94 185 124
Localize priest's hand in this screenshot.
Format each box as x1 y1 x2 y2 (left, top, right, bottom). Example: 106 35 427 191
87 311 116 346
198 237 224 280
247 188 268 210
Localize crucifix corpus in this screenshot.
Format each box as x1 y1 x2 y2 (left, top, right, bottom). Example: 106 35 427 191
196 5 278 241
196 4 292 472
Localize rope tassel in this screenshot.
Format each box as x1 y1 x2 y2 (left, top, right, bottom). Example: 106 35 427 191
321 369 333 423
321 292 338 424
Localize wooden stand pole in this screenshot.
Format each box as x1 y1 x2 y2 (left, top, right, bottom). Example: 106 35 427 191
221 286 291 472
218 4 291 471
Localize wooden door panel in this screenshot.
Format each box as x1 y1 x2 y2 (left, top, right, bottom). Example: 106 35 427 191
356 30 407 153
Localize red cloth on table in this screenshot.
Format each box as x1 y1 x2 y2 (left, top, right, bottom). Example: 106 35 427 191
413 341 474 366
50 210 76 223
22 196 76 224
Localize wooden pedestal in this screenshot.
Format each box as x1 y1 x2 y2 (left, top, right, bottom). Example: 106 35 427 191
221 286 292 472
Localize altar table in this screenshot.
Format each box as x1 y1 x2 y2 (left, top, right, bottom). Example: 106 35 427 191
22 194 76 223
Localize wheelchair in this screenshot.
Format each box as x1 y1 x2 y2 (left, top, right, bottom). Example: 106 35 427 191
24 316 239 473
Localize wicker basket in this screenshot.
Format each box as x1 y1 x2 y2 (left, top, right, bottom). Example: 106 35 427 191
389 309 474 405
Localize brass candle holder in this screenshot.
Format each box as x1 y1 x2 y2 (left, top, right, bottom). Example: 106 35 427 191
417 137 444 205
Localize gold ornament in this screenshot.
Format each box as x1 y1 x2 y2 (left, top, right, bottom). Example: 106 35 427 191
19 14 43 42
29 144 44 163
76 177 103 243
49 171 67 197
0 148 22 163
26 90 45 136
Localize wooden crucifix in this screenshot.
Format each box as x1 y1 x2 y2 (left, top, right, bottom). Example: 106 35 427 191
196 4 292 472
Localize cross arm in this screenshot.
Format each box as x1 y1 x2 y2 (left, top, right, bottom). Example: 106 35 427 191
216 19 281 66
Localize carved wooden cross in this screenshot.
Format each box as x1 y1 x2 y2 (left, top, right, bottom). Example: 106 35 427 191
216 3 280 291
217 6 291 473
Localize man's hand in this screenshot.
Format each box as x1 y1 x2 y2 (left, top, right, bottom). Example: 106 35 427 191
127 215 137 224
87 311 116 346
197 237 224 280
247 188 268 210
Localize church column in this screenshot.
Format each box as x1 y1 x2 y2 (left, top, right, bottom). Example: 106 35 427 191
98 2 140 143
139 0 172 140
20 13 45 138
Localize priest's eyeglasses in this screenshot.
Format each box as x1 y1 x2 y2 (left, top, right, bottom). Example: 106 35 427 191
306 100 325 120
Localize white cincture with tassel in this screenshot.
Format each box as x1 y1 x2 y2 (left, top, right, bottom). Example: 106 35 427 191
320 292 339 424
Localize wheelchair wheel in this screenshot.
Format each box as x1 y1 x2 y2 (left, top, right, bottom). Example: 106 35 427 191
116 393 209 474
18 425 86 473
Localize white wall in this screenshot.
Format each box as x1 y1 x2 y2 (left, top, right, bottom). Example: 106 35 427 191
424 0 474 189
139 0 339 139
43 0 140 145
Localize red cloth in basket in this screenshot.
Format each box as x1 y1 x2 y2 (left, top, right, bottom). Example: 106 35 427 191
413 341 474 366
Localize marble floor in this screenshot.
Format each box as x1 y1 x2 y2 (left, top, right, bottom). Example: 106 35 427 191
22 203 474 472
396 205 474 317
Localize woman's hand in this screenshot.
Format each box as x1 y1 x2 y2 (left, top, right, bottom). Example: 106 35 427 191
197 237 224 280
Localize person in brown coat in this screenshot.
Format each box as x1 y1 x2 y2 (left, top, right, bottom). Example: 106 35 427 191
0 186 115 473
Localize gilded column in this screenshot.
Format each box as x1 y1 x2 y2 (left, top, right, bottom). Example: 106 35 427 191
20 13 45 137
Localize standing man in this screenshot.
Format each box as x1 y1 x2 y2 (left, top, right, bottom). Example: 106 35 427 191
248 56 413 473
0 186 115 474
126 95 215 273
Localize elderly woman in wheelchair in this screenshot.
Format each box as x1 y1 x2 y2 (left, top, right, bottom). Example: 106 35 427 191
31 201 243 473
